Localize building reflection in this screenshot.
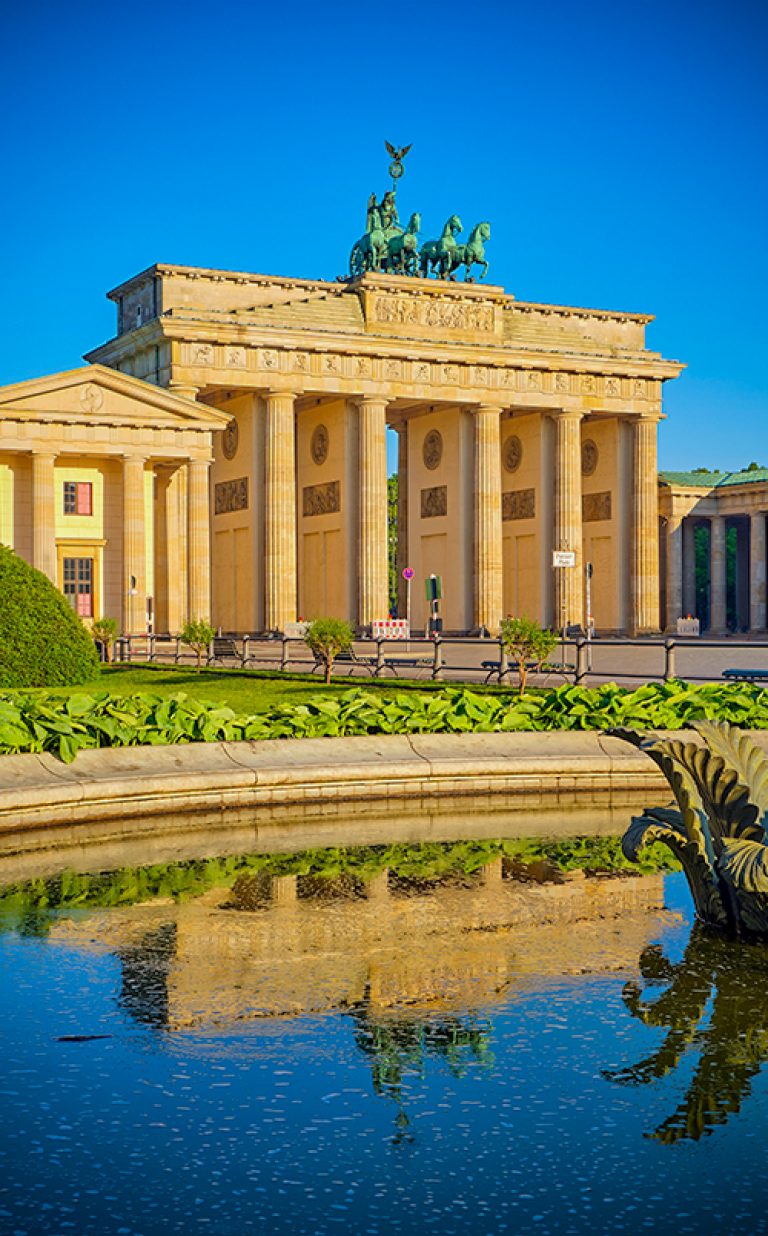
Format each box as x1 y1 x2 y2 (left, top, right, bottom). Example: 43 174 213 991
604 927 768 1143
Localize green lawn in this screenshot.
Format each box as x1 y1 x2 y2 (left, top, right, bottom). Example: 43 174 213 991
27 664 511 713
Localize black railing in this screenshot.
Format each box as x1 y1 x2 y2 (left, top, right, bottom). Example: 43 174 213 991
111 632 768 687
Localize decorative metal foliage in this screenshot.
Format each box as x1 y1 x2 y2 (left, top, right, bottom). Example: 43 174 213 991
613 722 768 936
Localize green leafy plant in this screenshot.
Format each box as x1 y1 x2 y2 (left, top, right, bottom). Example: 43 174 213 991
0 681 767 764
304 617 354 684
91 617 118 663
179 619 215 672
0 546 100 688
500 616 558 695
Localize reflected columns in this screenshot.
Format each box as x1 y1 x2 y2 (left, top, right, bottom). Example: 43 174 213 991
472 405 503 634
264 391 298 632
357 396 389 627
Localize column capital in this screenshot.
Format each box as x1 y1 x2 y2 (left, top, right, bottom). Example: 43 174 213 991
355 394 389 411
30 448 58 461
168 382 200 401
470 402 504 417
548 408 584 422
264 387 300 399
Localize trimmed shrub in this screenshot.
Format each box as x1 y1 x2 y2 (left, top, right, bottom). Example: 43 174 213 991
0 547 100 687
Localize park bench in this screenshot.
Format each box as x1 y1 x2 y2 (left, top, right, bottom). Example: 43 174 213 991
722 668 768 684
208 636 244 666
481 659 570 685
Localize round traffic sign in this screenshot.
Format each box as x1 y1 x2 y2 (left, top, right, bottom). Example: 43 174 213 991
402 567 414 580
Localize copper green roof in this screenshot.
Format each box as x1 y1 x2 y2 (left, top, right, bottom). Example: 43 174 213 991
659 468 768 489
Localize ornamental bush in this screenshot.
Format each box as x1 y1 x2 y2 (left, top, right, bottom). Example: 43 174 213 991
0 547 100 688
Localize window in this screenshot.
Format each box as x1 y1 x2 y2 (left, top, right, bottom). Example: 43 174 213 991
63 557 94 618
63 481 93 515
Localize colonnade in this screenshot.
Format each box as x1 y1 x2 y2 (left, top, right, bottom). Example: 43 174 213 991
208 388 662 635
664 511 768 633
28 448 211 631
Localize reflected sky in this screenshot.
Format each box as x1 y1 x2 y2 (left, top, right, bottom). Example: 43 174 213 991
1 851 768 1235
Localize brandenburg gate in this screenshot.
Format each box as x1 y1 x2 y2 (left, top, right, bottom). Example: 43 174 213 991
85 149 683 636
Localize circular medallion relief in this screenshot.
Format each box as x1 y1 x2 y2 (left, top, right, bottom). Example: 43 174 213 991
311 423 329 465
222 418 239 460
502 435 522 473
581 439 599 477
422 429 443 471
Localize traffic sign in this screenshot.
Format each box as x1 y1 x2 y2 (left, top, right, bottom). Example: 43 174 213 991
402 567 414 580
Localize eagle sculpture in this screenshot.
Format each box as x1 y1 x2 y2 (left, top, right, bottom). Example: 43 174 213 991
385 141 413 162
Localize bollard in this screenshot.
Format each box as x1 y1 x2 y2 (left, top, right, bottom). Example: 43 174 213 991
664 637 676 683
575 636 588 685
432 634 444 681
375 637 385 677
242 634 250 667
280 636 289 671
498 636 509 683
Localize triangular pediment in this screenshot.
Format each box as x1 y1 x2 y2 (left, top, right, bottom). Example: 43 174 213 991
0 365 230 430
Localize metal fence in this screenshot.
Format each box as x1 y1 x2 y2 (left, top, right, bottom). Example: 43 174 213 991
112 632 768 688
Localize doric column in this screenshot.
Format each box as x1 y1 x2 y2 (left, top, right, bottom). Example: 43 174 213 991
357 396 389 628
750 511 767 632
552 411 584 631
710 515 727 633
395 422 409 618
631 415 661 634
665 515 683 631
187 459 211 622
122 455 147 634
31 451 57 583
682 518 697 618
264 391 297 632
473 405 503 634
164 465 187 632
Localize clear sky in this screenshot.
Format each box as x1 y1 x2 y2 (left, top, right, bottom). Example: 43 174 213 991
2 0 766 472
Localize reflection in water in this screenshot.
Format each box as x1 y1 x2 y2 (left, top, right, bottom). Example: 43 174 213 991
605 927 768 1143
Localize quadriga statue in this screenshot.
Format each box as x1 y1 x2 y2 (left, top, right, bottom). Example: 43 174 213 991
613 721 768 938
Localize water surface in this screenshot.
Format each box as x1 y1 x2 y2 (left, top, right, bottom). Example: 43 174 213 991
1 837 767 1235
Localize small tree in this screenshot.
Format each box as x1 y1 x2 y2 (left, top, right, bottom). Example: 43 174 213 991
304 617 354 684
500 616 558 696
92 617 118 663
180 618 215 672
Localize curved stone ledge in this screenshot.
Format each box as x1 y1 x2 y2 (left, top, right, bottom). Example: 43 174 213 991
2 730 765 857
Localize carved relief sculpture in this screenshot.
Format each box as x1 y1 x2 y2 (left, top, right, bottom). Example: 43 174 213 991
502 489 535 521
222 418 239 461
421 485 447 518
581 439 599 476
502 435 522 474
422 429 443 471
214 477 248 514
582 491 612 522
303 481 340 517
310 424 329 466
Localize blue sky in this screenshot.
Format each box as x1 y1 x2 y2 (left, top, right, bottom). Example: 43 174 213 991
2 0 766 472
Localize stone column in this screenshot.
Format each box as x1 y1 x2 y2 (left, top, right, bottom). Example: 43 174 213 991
122 455 147 634
682 518 697 618
395 422 409 618
710 515 727 633
187 459 211 622
473 405 503 634
665 515 683 631
552 411 584 631
31 451 57 583
750 511 767 632
165 465 187 633
264 391 297 632
631 416 661 634
357 396 389 628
